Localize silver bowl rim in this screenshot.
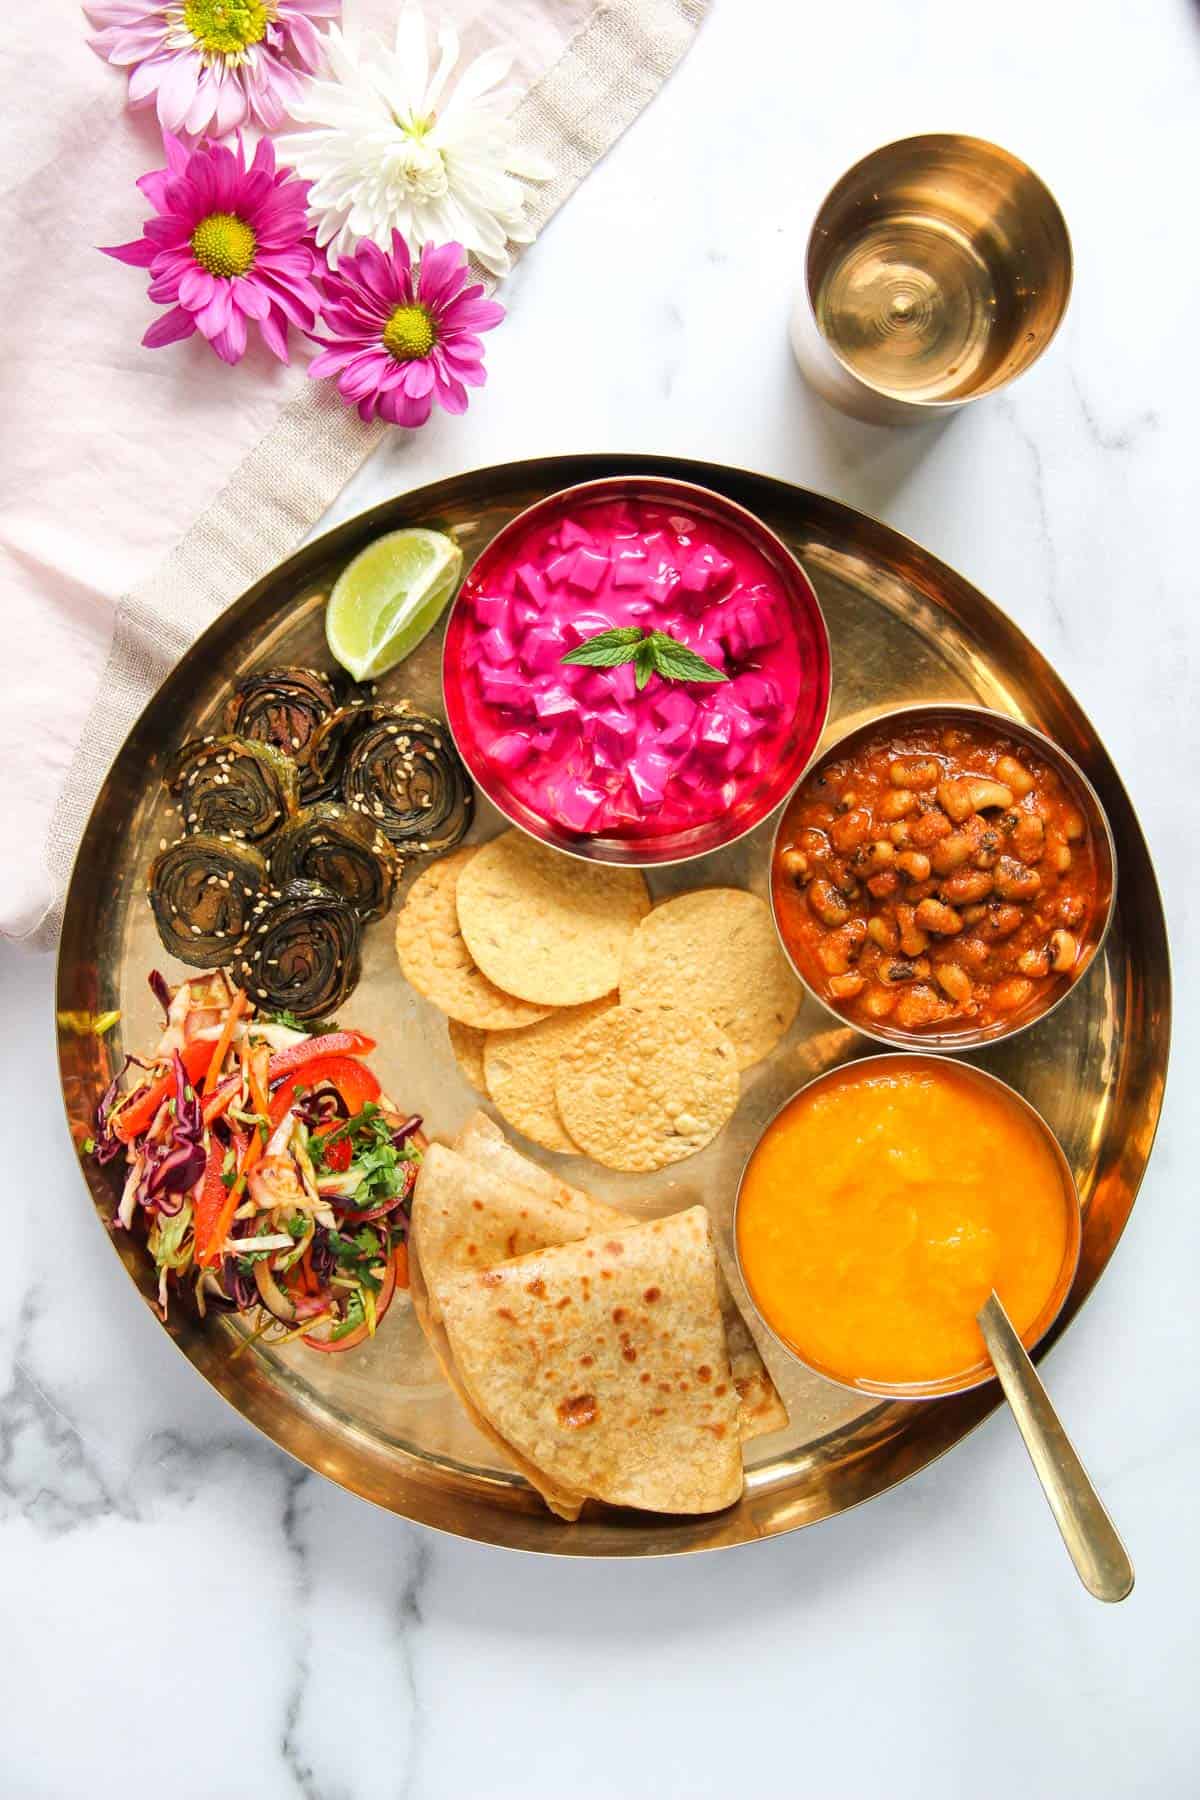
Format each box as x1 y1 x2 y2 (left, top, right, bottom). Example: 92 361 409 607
731 1049 1084 1401
767 700 1119 1054
440 473 833 870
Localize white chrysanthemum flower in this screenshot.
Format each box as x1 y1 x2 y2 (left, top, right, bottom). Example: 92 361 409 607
275 8 553 276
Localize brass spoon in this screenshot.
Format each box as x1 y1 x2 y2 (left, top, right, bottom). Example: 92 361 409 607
977 1291 1134 1603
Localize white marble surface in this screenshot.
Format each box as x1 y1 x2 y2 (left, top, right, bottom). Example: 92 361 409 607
4 1 1198 1793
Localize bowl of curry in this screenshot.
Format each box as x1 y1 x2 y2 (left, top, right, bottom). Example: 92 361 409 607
734 1054 1082 1399
770 704 1116 1049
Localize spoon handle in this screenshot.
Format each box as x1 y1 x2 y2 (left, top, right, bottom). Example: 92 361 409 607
977 1292 1134 1603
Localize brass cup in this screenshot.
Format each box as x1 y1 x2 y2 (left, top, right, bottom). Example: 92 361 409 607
790 134 1073 425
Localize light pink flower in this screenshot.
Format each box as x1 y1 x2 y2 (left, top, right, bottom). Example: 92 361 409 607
307 232 504 428
103 133 321 364
84 1 339 137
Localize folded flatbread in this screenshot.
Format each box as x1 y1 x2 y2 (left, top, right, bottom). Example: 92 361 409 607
450 1112 787 1441
436 1207 743 1516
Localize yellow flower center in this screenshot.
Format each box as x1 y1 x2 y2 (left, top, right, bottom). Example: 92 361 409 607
191 212 257 278
382 303 436 361
182 0 269 58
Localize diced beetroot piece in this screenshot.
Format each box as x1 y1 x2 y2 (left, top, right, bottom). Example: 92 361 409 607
558 518 594 550
734 672 782 716
461 637 482 670
644 571 677 605
576 669 616 704
609 661 639 703
723 743 749 773
735 592 780 650
628 749 672 806
512 597 540 631
611 550 648 588
677 558 712 600
698 709 732 750
487 732 533 772
568 548 609 593
705 551 735 599
733 709 763 742
544 549 579 585
479 665 531 710
514 562 548 605
561 607 615 648
667 514 696 536
591 707 637 764
474 591 511 630
654 718 695 751
609 783 644 825
554 781 607 833
480 625 516 665
652 687 698 730
677 754 713 793
520 623 569 674
691 632 726 671
533 683 577 722
721 618 748 662
533 729 559 753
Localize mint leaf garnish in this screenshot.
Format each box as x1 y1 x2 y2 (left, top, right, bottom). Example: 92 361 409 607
559 626 647 669
644 631 727 683
560 626 727 687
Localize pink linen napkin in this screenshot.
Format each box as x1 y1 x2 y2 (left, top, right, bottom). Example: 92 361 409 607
3 0 702 945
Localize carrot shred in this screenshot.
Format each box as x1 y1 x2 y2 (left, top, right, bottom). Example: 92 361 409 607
393 1240 410 1290
202 987 248 1096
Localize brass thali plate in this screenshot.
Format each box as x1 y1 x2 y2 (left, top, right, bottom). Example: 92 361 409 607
56 454 1171 1556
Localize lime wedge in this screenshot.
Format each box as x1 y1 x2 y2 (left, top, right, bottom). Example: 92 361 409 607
325 528 464 682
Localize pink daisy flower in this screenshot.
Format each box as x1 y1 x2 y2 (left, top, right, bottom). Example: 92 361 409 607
103 132 321 364
307 232 504 428
84 1 339 137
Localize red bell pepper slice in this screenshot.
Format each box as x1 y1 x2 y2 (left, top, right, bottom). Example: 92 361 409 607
192 1137 229 1268
201 1032 376 1126
268 1055 381 1131
266 1031 375 1083
112 1038 215 1144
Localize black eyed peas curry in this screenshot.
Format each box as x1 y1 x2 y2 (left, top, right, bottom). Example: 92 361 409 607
771 719 1106 1036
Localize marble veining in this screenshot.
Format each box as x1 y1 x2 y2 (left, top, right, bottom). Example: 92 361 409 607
3 0 1199 1794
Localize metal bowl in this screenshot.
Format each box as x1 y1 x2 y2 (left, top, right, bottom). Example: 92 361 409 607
733 1052 1083 1401
769 702 1117 1052
442 475 831 868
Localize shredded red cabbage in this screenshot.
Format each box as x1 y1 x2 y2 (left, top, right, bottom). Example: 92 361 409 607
136 1051 206 1215
310 1227 337 1283
391 1114 423 1145
148 968 172 1024
294 1088 348 1128
94 1054 154 1164
220 1256 259 1310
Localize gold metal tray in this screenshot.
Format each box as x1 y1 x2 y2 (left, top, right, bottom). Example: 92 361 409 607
56 455 1171 1556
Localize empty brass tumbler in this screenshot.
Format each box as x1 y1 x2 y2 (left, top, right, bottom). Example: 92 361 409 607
790 134 1072 424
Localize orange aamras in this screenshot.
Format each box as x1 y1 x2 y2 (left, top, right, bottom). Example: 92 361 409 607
736 1057 1076 1391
